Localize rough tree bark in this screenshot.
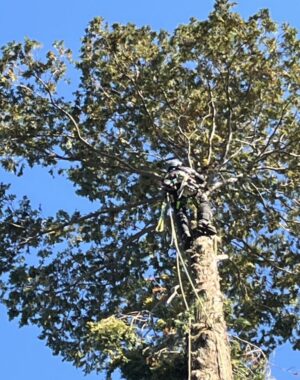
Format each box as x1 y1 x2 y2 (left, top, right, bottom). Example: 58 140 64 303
189 235 233 380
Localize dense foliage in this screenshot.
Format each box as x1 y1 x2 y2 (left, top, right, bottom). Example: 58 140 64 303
0 1 299 378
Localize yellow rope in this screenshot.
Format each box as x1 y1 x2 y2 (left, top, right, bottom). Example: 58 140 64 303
168 206 208 316
155 201 167 232
169 205 192 380
175 235 189 312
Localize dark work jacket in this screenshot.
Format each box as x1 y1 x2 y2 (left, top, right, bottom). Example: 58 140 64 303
162 166 205 197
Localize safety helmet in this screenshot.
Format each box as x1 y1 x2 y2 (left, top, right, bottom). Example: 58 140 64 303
167 159 182 168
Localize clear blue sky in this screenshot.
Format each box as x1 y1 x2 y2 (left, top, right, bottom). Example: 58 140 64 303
0 1 299 379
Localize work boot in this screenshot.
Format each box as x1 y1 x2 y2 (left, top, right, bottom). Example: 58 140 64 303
197 219 217 236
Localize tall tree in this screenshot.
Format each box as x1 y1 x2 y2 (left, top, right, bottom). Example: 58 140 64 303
0 1 299 379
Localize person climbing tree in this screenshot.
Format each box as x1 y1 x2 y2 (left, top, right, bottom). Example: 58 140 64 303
162 159 216 249
1 2 300 379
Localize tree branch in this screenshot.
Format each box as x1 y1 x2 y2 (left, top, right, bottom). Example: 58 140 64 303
257 102 291 160
207 174 243 196
17 197 161 247
206 84 217 166
24 70 161 180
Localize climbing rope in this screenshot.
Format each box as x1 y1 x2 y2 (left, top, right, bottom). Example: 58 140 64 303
168 201 208 312
155 192 214 379
167 193 214 380
168 200 192 380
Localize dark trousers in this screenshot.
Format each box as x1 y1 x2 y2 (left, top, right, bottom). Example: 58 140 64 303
197 193 213 222
172 198 191 250
172 193 213 249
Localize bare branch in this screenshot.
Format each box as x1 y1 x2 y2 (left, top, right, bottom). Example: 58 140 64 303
207 174 243 196
221 145 243 167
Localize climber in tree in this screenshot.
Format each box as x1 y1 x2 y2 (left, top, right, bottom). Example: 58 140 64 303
162 159 216 249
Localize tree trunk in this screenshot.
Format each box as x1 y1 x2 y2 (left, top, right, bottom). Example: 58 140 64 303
189 235 233 380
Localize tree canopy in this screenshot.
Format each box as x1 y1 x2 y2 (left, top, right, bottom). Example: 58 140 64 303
0 1 299 378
